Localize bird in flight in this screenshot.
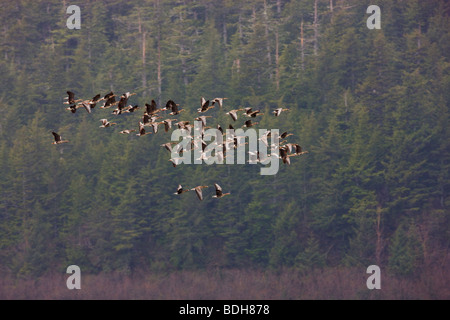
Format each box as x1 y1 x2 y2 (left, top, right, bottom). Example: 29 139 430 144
212 183 230 198
51 131 69 145
191 185 209 201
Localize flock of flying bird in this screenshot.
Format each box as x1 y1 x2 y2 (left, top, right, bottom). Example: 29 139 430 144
53 90 307 201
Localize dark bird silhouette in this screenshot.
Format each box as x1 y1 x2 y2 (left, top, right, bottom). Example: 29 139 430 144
89 94 101 108
280 131 294 139
52 131 69 144
66 104 78 113
63 91 81 104
242 119 258 128
145 100 160 115
243 108 263 118
168 100 184 115
136 122 151 136
124 105 140 113
100 92 117 109
198 97 214 113
212 183 230 198
174 184 190 195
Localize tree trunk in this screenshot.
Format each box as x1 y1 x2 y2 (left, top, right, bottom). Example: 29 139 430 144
263 0 272 69
275 28 280 91
375 204 383 265
313 0 319 56
300 18 305 70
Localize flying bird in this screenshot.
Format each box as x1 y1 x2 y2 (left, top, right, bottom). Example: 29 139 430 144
168 100 184 115
211 97 228 108
63 91 81 105
100 92 117 109
174 184 190 195
242 119 258 128
198 97 214 113
66 104 78 113
119 129 136 134
190 185 209 201
280 131 294 139
226 109 242 122
136 122 151 136
195 115 212 127
51 131 69 144
272 108 289 117
99 119 117 128
162 119 177 132
212 183 230 198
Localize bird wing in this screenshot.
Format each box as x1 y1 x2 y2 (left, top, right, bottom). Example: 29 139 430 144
52 131 61 142
214 183 223 196
67 91 74 101
195 188 203 201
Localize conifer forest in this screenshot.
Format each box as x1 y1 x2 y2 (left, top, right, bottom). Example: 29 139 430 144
0 0 449 299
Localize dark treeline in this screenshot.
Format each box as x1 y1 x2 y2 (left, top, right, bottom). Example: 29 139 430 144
0 0 449 288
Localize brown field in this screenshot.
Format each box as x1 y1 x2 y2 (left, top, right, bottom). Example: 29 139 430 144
0 266 448 300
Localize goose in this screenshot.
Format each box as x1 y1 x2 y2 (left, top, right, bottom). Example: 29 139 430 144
246 110 264 118
242 107 252 115
150 121 161 134
119 129 136 134
174 184 190 195
142 114 162 126
100 92 117 109
272 107 289 117
78 101 92 114
242 119 258 128
89 94 101 108
124 105 140 113
168 157 183 167
99 119 116 128
211 97 227 108
160 142 177 152
190 185 209 201
162 119 177 132
112 94 129 115
217 124 224 135
212 183 230 198
176 121 190 129
258 131 271 147
145 100 158 115
195 115 212 127
136 122 151 136
168 100 184 115
52 131 69 144
198 97 214 113
292 143 303 154
226 109 243 121
63 91 82 104
66 104 78 113
280 131 293 139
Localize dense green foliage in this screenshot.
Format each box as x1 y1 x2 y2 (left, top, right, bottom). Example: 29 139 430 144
0 0 448 278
